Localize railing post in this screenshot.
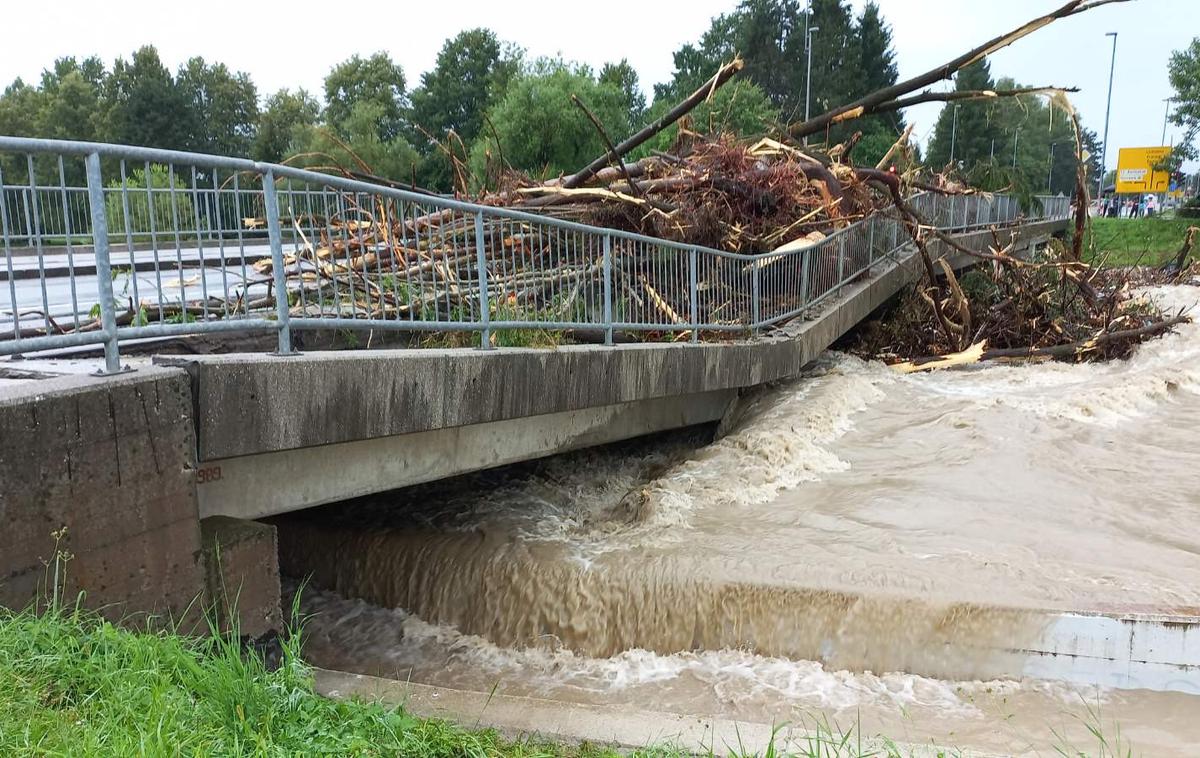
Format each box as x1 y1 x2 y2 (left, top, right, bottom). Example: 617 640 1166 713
602 233 613 346
837 233 846 292
800 247 811 310
262 170 294 355
474 211 492 350
84 152 124 375
750 263 760 335
867 217 876 263
689 247 698 343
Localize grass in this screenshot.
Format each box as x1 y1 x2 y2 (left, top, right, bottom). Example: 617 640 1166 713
1081 216 1197 267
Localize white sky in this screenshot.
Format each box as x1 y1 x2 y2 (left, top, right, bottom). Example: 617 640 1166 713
4 0 1195 171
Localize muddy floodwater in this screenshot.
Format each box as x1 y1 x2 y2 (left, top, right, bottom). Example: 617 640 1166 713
277 286 1200 755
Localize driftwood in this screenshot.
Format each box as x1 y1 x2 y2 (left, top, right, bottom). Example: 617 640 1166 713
894 316 1190 371
875 85 1079 113
1161 226 1200 280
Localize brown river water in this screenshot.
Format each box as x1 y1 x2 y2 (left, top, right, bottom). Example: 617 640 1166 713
276 286 1200 755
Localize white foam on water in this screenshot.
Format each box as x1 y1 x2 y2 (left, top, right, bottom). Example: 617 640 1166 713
297 584 1094 720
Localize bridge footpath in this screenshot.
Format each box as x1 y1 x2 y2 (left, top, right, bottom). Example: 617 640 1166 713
0 216 1066 634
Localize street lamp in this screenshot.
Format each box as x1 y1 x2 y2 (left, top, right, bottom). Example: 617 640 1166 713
950 104 961 164
1162 97 1173 146
1098 32 1118 198
804 26 820 145
1048 141 1059 192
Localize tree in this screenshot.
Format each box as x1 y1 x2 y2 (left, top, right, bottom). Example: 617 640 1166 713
472 60 631 183
853 1 905 164
1168 37 1200 165
599 59 646 128
410 28 509 145
323 53 408 142
290 100 420 182
654 14 741 104
103 46 190 150
252 89 320 163
734 0 806 117
37 56 109 146
176 57 258 157
0 80 46 181
408 29 523 191
807 0 863 141
926 59 1003 170
929 67 1087 197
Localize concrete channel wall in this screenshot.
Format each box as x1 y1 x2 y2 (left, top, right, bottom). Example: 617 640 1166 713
0 368 204 619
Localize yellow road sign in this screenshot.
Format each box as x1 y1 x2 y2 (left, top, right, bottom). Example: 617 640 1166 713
1115 146 1171 194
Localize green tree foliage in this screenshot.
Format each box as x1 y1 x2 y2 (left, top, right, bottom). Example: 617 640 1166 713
290 101 420 182
636 81 781 158
926 60 1002 170
806 0 863 138
175 57 259 157
103 46 190 150
104 165 194 234
927 65 1087 196
408 29 523 190
853 2 902 163
410 29 511 145
599 59 647 127
654 0 902 151
323 52 407 142
472 60 631 183
252 89 320 164
1168 37 1200 165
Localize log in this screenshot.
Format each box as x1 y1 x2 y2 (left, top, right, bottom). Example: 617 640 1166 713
982 316 1189 360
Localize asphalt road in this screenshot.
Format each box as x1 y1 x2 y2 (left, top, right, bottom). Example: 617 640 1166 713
2 250 272 334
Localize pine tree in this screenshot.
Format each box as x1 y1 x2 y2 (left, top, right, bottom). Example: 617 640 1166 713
853 2 904 164
806 0 863 141
926 59 1003 170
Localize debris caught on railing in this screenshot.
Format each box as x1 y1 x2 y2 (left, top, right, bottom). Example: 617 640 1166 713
6 0 1180 363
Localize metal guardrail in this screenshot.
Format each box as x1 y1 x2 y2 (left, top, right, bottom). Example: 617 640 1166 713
0 136 1071 374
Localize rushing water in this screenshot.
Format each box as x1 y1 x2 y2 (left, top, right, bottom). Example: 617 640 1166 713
276 286 1200 754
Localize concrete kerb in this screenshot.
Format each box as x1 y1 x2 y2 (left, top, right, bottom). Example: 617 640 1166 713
313 669 969 758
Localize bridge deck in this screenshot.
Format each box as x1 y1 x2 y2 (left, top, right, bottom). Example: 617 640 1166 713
155 218 1067 519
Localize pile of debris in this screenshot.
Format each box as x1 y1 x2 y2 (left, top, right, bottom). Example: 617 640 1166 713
480 134 889 255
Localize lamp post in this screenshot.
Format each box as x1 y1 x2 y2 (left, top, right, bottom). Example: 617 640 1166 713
1048 141 1059 192
950 104 961 165
804 26 820 145
1162 97 1173 146
1098 32 1118 198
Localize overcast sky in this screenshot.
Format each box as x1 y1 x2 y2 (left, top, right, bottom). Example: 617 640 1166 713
3 0 1193 171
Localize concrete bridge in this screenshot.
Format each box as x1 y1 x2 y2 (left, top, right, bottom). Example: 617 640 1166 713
1 214 1066 632
1 135 1074 639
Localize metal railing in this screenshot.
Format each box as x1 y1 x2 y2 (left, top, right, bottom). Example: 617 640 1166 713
0 137 1072 374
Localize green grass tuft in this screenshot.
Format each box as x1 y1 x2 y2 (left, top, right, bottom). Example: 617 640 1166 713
1080 216 1198 267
